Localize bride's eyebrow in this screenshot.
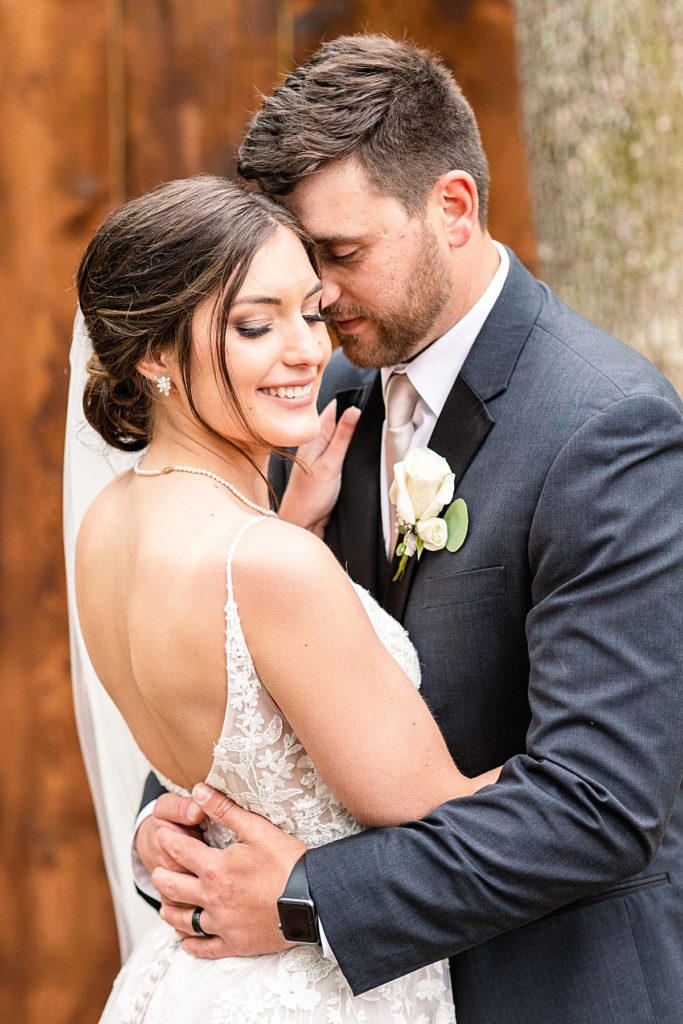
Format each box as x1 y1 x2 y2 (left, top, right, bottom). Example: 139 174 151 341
233 296 282 307
232 282 323 307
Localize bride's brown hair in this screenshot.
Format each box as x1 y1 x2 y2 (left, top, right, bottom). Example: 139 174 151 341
77 175 320 460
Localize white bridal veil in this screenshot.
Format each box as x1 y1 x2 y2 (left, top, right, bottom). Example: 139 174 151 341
63 310 157 958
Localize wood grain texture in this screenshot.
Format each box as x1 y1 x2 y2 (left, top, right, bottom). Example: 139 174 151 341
123 0 280 193
0 1 119 1020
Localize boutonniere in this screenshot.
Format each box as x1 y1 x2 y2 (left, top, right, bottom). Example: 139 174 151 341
389 447 469 582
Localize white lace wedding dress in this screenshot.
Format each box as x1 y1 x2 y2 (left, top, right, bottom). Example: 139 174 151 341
99 517 456 1024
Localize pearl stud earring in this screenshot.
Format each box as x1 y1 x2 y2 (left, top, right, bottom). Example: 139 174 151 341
155 375 171 397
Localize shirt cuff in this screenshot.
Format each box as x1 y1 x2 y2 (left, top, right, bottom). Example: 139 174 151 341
131 799 161 900
318 917 338 963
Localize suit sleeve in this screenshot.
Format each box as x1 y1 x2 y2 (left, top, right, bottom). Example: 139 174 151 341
305 392 683 993
132 771 167 908
137 770 166 817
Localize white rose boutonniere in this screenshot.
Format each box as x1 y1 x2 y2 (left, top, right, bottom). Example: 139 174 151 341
389 447 469 581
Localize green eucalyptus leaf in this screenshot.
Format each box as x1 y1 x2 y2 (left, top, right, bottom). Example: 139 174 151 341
396 542 406 557
392 553 408 582
444 498 469 552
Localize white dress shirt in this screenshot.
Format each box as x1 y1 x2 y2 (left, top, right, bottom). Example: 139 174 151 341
380 241 509 553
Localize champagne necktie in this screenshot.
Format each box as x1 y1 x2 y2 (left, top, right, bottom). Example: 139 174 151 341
384 371 419 557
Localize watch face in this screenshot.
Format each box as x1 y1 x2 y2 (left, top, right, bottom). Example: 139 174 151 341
278 898 317 944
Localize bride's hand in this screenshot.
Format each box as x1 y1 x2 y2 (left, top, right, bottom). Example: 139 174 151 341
278 399 361 538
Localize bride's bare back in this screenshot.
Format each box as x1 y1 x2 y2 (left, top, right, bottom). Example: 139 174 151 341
77 470 252 791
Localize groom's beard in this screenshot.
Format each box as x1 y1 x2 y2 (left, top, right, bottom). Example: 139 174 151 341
325 224 451 369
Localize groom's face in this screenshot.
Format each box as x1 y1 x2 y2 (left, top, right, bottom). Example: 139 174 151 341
286 158 454 369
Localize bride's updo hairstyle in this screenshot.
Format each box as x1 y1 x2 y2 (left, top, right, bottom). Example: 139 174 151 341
77 175 319 452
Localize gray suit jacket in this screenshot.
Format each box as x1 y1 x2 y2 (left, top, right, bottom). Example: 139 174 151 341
306 250 683 1023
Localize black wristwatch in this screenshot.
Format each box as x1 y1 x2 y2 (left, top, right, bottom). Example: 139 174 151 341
277 854 320 945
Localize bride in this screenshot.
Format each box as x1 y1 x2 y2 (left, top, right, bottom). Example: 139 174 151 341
72 175 496 1022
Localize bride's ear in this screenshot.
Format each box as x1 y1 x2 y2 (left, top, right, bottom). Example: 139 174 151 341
136 348 174 386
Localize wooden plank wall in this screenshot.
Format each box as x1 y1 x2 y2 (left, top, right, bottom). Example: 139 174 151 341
0 5 116 1021
0 2 532 1020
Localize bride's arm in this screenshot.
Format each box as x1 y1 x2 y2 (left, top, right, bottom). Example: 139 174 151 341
236 519 496 826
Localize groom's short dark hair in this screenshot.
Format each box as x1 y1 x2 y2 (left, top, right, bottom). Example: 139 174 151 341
237 34 490 226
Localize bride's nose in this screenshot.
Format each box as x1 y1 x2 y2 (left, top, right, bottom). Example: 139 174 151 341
283 320 328 367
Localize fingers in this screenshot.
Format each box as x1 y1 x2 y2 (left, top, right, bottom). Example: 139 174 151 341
295 399 338 464
135 816 185 876
156 825 220 877
317 406 361 473
192 784 266 838
137 807 204 876
297 400 360 471
154 792 205 828
154 823 202 873
160 903 216 939
181 935 232 960
152 862 203 907
178 928 291 960
317 397 338 444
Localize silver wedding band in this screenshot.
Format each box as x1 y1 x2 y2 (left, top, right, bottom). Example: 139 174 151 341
191 906 210 938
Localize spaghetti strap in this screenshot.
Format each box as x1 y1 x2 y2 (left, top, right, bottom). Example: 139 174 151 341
226 516 269 605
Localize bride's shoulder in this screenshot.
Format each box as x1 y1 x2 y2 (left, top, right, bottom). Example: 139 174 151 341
77 470 134 555
229 516 341 583
175 515 335 590
225 517 353 612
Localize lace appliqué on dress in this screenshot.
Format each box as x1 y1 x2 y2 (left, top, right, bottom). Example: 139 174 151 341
205 598 362 849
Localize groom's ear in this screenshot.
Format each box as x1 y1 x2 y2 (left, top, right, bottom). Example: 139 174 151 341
432 170 479 250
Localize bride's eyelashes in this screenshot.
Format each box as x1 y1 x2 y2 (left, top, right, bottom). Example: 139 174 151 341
301 304 331 327
235 322 271 338
234 309 330 339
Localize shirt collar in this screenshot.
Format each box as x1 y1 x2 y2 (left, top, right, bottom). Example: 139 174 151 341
382 240 510 417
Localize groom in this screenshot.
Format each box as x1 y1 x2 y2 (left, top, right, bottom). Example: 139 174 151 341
136 35 683 1022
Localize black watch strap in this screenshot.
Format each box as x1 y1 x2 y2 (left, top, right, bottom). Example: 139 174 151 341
277 854 320 945
281 855 312 900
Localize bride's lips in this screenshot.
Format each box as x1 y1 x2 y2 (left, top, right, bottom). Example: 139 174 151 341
331 315 367 334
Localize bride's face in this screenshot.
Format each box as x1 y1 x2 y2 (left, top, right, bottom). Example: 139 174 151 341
189 227 331 451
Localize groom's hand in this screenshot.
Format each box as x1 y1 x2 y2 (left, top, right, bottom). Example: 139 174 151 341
153 784 307 959
136 793 206 877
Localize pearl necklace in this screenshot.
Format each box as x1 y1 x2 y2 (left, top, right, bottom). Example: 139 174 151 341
133 456 277 518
